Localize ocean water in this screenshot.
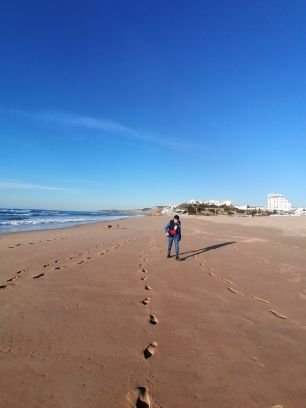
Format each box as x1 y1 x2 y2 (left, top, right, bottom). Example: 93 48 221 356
0 208 135 234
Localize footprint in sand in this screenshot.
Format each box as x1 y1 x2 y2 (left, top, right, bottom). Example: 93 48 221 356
207 267 215 274
141 276 148 281
280 263 295 274
287 274 301 283
43 264 49 268
251 296 270 304
0 285 7 290
144 285 152 291
299 289 306 299
77 261 84 264
141 268 148 273
144 342 158 359
142 297 151 305
257 256 269 264
33 273 45 279
149 314 159 325
222 278 233 285
136 387 151 408
249 356 265 368
6 277 17 282
270 309 288 319
227 287 239 294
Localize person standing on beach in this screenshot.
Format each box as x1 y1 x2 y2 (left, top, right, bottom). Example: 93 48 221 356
165 214 181 260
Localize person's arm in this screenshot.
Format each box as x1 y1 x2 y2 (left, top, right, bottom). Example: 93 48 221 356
164 222 170 235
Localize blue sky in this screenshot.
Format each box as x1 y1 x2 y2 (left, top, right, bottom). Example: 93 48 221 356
1 0 306 210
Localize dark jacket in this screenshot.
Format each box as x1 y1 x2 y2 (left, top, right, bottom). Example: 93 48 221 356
164 219 181 240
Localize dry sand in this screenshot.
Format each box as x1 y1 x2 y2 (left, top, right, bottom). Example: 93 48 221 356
1 215 306 407
192 213 306 237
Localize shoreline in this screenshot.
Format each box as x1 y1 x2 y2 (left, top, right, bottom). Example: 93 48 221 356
0 214 141 236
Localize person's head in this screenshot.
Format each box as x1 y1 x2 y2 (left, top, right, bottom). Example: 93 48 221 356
173 214 180 223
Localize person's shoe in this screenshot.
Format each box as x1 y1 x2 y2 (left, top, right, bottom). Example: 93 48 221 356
175 256 180 260
167 255 171 258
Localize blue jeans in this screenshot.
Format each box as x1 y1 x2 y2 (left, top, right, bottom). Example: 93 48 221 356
168 237 179 257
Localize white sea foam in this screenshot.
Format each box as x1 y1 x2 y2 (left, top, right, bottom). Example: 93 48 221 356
0 215 130 226
0 208 133 233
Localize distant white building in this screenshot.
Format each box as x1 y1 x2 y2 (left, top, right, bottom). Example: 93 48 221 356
187 199 197 204
187 199 233 207
203 200 233 207
161 204 177 215
236 205 248 210
187 199 203 204
204 200 220 206
294 208 306 216
222 200 233 207
268 193 292 212
236 205 266 211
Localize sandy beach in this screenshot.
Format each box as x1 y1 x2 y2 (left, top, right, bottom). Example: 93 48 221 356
1 215 306 408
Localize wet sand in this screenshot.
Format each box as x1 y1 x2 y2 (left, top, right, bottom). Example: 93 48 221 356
0 215 306 407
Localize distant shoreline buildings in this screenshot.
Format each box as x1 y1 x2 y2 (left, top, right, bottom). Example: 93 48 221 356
160 193 306 216
267 193 292 212
187 199 233 207
161 204 177 215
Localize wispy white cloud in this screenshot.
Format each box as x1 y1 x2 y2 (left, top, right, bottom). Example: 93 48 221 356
47 178 117 188
6 109 207 151
0 180 72 191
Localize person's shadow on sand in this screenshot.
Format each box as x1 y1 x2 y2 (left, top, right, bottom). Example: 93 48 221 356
179 241 236 261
